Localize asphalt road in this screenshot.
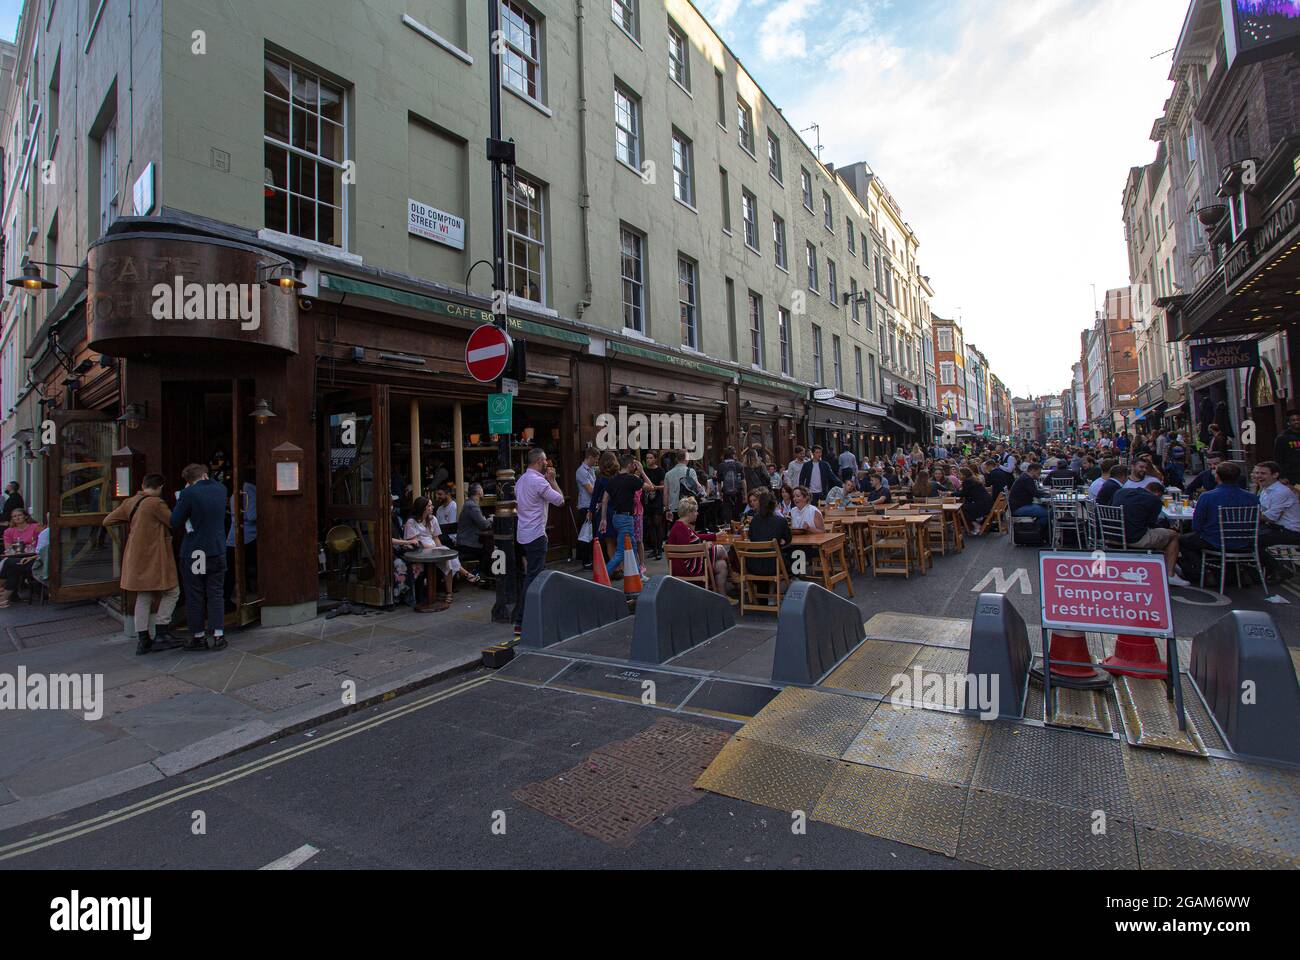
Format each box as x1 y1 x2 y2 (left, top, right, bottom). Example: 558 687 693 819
0 529 1292 869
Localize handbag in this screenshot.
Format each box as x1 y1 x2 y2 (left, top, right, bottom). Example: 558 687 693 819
578 518 593 543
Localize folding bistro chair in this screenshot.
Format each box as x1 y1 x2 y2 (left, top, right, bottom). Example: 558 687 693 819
1049 476 1076 491
979 492 1009 535
1050 495 1084 549
663 542 714 592
732 540 788 615
1200 505 1265 594
869 519 911 578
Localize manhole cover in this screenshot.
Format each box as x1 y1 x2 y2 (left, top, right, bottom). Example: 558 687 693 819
514 718 731 846
8 613 121 649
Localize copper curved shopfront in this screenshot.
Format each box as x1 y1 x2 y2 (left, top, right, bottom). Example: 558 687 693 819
86 232 299 355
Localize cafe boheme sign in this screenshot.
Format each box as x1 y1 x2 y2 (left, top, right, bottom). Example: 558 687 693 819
1189 340 1260 373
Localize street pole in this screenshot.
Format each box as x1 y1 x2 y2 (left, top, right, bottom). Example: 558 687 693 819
487 0 518 624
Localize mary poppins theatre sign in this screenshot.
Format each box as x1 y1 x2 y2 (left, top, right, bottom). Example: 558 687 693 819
1190 340 1260 373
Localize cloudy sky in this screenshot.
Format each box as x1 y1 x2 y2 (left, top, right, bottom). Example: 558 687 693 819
700 0 1190 396
0 0 1191 396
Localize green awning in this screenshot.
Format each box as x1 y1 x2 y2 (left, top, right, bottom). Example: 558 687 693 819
740 371 807 397
318 273 589 346
609 340 734 380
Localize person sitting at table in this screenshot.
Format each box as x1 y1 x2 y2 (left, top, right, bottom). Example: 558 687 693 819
776 484 796 520
1087 459 1116 499
789 486 825 531
0 508 43 607
1045 458 1081 487
1110 482 1191 586
455 483 494 578
865 472 891 504
984 459 1014 502
909 469 933 501
1009 462 1050 541
959 468 993 531
404 496 481 612
1124 457 1163 491
740 489 762 521
1096 464 1127 506
747 490 794 587
1253 460 1300 583
824 478 856 507
666 497 731 595
1177 462 1259 583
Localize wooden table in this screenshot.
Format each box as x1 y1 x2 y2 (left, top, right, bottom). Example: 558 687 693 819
715 529 852 597
866 515 935 574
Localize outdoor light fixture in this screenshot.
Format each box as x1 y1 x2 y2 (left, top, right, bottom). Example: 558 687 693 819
116 402 148 430
250 399 278 424
6 261 56 292
263 261 306 292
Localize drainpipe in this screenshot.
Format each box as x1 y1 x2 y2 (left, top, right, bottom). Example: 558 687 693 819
574 0 593 318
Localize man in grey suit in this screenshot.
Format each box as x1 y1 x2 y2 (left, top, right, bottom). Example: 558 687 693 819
456 483 495 574
172 462 231 651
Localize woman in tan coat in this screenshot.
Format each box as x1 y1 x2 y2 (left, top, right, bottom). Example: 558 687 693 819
104 473 182 655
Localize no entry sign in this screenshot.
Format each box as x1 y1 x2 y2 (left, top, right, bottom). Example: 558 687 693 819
1039 551 1173 637
465 324 512 383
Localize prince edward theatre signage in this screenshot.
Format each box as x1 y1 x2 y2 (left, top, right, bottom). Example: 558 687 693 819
1224 195 1298 293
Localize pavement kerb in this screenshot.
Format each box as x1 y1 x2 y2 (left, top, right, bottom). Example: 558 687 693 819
0 650 485 834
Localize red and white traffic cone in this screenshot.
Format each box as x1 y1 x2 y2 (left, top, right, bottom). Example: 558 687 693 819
1101 634 1164 678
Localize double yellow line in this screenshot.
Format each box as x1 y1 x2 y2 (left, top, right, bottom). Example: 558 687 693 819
0 673 492 863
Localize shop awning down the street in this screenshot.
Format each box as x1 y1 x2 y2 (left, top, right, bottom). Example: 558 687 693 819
883 415 916 435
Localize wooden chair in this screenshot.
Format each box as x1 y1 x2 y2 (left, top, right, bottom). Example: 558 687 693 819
924 510 948 556
979 492 1008 535
663 542 714 592
870 519 911 578
732 540 789 614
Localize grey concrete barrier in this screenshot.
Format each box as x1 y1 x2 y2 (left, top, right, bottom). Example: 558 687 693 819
520 570 630 649
630 574 736 664
772 581 863 684
966 593 1030 719
1189 610 1300 764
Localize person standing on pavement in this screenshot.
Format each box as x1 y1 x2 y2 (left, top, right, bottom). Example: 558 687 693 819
513 448 565 637
599 454 653 582
838 446 859 483
664 451 701 521
717 447 745 524
172 463 230 651
575 447 598 569
799 446 838 507
104 474 182 655
2 481 23 518
784 447 809 490
1272 412 1300 485
643 451 667 561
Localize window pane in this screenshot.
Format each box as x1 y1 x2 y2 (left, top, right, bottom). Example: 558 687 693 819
265 94 289 142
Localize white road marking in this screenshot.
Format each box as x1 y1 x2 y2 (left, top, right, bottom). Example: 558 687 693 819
971 567 1032 595
260 843 320 870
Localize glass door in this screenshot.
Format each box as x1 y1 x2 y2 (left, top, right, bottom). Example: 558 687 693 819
44 410 123 602
320 385 392 606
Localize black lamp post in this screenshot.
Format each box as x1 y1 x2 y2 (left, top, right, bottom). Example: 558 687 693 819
487 0 519 624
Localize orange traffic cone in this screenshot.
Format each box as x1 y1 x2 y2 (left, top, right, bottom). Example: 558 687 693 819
1045 629 1109 684
592 538 612 587
1102 634 1164 678
621 534 643 595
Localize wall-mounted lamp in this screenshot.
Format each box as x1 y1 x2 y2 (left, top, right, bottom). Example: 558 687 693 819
5 261 57 292
250 399 278 424
116 401 149 430
261 261 306 292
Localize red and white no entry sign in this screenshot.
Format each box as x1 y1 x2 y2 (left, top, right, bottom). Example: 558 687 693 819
465 324 512 383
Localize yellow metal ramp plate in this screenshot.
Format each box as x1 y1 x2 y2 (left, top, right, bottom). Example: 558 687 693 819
957 789 1140 870
1137 826 1300 870
695 737 837 813
1048 686 1113 735
972 722 1134 819
1114 675 1207 756
812 763 967 856
822 639 922 696
842 702 987 785
1122 748 1300 861
862 613 970 649
736 687 878 759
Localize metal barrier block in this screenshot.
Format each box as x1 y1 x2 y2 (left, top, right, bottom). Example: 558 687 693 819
1189 610 1300 764
520 570 630 649
630 575 736 664
771 582 863 684
966 593 1030 719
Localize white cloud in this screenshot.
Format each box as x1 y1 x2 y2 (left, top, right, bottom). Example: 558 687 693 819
771 0 1188 395
759 0 822 61
699 0 748 30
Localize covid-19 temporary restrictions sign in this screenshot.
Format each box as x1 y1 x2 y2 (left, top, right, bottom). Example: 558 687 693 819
1039 552 1173 637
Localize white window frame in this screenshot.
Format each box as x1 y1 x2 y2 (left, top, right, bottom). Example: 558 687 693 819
678 254 698 349
741 188 759 251
500 1 542 103
614 82 642 170
767 130 782 183
806 242 819 292
667 19 690 91
506 173 546 304
620 225 646 332
748 290 764 368
736 97 754 156
778 306 791 376
772 213 787 270
612 0 639 42
800 167 813 211
671 129 695 206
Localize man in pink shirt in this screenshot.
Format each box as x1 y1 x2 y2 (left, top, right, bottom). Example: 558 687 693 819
513 447 565 636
